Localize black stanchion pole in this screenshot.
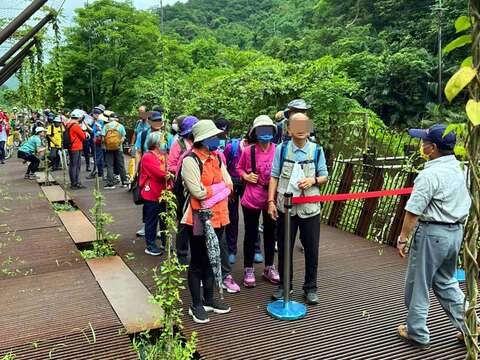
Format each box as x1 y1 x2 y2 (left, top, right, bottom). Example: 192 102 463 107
283 192 293 308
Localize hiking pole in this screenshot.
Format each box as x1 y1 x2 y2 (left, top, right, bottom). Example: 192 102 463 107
266 192 307 320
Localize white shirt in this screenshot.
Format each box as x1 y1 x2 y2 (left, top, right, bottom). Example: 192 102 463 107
0 122 7 142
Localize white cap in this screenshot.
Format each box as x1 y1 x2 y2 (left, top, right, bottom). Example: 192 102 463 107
35 126 46 133
70 109 85 119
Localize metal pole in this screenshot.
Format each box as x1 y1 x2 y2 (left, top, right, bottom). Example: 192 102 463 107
0 0 48 46
0 14 52 66
437 0 443 105
0 40 36 86
283 192 293 307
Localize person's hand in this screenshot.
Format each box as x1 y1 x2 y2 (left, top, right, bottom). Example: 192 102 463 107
243 172 258 184
268 201 278 220
298 177 315 190
85 132 91 139
397 236 407 258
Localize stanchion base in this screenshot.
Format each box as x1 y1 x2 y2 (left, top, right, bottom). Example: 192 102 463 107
267 300 307 321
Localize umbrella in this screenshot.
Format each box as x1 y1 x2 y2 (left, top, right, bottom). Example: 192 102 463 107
198 209 224 299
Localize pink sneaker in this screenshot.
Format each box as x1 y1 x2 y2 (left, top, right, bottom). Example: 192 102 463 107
263 265 280 284
222 275 240 293
243 267 256 288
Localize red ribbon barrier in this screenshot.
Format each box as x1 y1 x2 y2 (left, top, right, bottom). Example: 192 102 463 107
291 187 413 205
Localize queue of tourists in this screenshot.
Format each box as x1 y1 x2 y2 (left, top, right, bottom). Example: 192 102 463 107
7 99 474 350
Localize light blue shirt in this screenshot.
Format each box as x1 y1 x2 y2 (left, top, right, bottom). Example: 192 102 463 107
271 140 328 178
135 128 174 153
19 135 42 155
102 121 126 151
405 155 471 223
134 120 150 135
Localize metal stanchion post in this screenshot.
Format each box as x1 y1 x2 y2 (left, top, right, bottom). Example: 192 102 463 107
267 192 307 321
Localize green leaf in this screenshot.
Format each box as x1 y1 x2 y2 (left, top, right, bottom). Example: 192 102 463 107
444 67 476 102
466 99 480 126
461 56 473 68
455 16 472 33
443 35 472 54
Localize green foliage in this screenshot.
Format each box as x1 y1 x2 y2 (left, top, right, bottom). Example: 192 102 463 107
52 202 75 213
0 352 16 360
133 190 196 360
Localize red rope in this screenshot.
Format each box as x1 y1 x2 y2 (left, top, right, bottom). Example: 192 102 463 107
291 187 413 204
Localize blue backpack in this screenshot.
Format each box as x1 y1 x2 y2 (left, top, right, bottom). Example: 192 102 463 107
226 138 241 168
279 140 323 175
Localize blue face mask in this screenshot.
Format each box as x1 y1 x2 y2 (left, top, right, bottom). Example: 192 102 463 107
257 134 273 143
203 138 221 151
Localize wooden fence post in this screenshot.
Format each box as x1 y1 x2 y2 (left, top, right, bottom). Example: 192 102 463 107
328 162 355 227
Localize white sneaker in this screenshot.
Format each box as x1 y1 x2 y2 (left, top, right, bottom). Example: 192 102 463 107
136 225 145 237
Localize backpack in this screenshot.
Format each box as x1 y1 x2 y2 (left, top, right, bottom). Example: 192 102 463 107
173 151 222 220
62 125 73 150
104 123 122 151
279 140 323 175
226 138 241 168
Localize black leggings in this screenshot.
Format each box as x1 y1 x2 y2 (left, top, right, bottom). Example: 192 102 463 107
18 150 40 174
242 206 276 268
188 226 224 307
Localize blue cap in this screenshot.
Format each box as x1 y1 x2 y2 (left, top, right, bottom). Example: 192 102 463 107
149 111 163 122
408 124 456 150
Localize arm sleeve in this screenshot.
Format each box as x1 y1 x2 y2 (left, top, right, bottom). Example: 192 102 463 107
316 147 329 177
181 157 209 201
405 174 434 216
142 153 167 181
270 145 282 178
167 141 181 173
237 147 248 178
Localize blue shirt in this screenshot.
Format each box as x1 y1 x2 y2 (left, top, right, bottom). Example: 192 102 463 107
271 140 328 178
135 128 174 153
19 135 42 155
92 120 104 139
135 120 150 135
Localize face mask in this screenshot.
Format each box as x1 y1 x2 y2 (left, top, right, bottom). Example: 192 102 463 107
203 138 220 151
172 124 179 133
258 134 273 143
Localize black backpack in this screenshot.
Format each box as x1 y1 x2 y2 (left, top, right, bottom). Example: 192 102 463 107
62 124 73 150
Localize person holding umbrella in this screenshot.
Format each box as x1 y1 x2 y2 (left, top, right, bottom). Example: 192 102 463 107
181 120 233 324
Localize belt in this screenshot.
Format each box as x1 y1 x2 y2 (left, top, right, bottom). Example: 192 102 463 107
419 220 464 226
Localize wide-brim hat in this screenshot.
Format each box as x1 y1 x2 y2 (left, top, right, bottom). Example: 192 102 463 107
249 115 276 136
192 120 224 143
180 116 199 136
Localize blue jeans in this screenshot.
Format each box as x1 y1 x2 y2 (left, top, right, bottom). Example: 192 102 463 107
93 144 104 176
405 222 466 344
142 200 166 251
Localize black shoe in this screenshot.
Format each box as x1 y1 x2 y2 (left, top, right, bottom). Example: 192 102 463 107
304 291 319 305
189 305 209 324
177 255 189 266
203 299 231 314
272 287 293 301
86 172 96 179
86 167 91 172
76 184 86 189
0 160 4 164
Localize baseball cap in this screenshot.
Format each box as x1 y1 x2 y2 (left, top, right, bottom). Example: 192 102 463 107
149 111 163 122
287 99 310 111
35 126 46 133
408 124 456 150
70 109 85 119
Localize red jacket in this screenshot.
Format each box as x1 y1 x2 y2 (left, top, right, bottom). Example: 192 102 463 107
140 151 168 202
68 122 86 151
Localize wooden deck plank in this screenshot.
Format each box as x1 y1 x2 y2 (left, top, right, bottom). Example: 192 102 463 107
41 185 69 203
57 210 96 244
35 172 56 184
86 256 161 334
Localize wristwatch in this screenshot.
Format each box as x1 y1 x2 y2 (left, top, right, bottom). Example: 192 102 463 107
397 236 407 245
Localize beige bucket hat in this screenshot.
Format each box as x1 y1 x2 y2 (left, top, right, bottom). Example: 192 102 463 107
192 120 224 143
249 115 276 136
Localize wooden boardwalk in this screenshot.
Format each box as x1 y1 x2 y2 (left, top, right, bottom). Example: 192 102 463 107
64 160 470 360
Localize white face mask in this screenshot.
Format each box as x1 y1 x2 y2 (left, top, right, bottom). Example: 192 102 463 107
172 124 179 132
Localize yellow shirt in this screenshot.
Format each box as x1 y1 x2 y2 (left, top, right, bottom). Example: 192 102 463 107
47 124 63 148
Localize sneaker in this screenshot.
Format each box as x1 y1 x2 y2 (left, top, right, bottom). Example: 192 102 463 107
222 275 240 293
272 286 293 301
86 172 96 180
121 182 130 188
0 160 5 164
24 173 32 179
228 253 236 264
189 305 209 324
258 224 264 233
397 324 430 350
76 184 86 189
304 291 319 305
263 265 280 284
104 185 116 190
203 299 231 314
156 231 163 239
144 247 162 256
243 267 256 288
254 252 264 263
136 226 145 237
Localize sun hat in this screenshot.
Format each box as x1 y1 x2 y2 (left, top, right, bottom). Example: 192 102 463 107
408 124 456 150
93 104 105 113
103 110 113 122
180 116 199 136
70 109 85 119
192 120 224 143
249 115 276 136
109 113 119 121
35 126 46 133
53 116 62 123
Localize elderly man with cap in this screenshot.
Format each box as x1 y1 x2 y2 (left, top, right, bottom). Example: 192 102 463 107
18 126 46 179
397 124 471 350
274 99 311 144
102 112 128 190
67 109 87 189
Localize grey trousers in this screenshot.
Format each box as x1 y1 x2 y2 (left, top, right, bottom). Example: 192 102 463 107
405 222 466 344
105 150 127 186
68 150 82 186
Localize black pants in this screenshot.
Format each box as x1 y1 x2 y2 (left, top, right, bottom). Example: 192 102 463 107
242 206 276 268
83 138 93 170
277 212 320 292
188 226 224 307
176 223 190 258
106 150 127 186
142 200 166 251
0 140 5 161
18 150 40 174
49 147 61 170
68 150 82 186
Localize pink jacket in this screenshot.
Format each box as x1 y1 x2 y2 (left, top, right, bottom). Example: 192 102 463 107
167 138 192 174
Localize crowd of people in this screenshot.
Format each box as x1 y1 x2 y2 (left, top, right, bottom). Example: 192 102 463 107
4 99 474 350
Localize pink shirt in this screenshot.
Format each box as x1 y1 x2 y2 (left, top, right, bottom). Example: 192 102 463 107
167 138 192 174
237 143 276 210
